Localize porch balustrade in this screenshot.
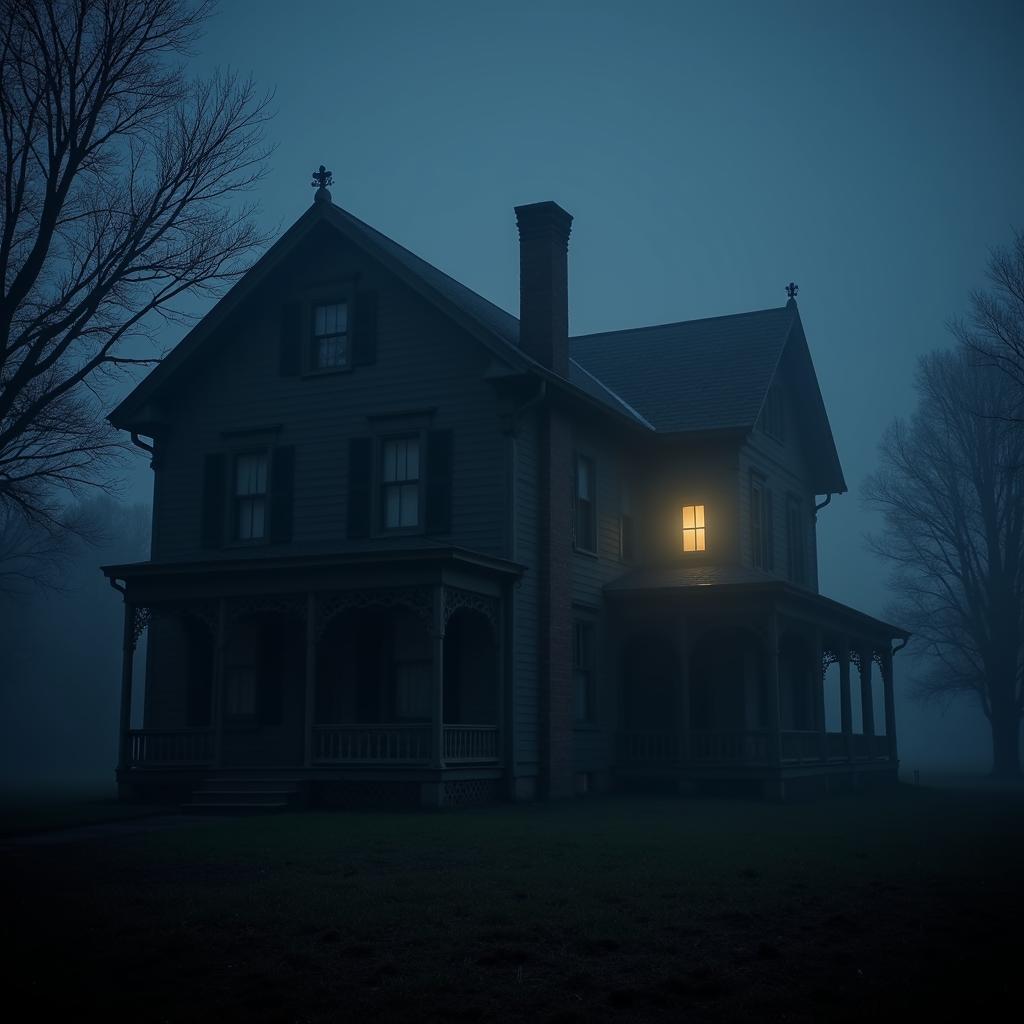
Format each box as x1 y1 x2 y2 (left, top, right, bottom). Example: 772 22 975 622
825 731 848 760
618 731 679 766
127 729 214 767
444 725 500 762
690 730 771 764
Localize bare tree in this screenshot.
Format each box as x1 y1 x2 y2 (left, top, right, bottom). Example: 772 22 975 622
0 0 272 534
864 348 1024 778
954 228 1024 407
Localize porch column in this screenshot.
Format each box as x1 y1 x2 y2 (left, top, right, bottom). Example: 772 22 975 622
117 602 137 773
859 646 876 746
431 584 446 771
765 611 782 766
813 627 826 762
304 592 316 768
839 639 853 762
881 648 898 763
212 597 226 767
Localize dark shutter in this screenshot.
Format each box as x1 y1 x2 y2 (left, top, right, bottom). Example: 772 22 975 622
279 302 302 376
352 290 378 366
270 445 295 543
201 453 225 548
426 429 453 534
347 437 373 538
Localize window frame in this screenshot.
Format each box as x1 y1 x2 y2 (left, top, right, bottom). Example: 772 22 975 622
231 448 271 546
300 283 355 377
681 504 706 553
309 299 351 373
574 452 598 555
573 618 597 724
378 433 423 533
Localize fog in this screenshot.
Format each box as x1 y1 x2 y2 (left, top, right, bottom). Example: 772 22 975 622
2 0 1020 790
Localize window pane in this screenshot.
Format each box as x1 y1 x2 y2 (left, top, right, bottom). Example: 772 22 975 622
383 441 398 483
683 530 696 552
400 483 419 526
236 453 267 496
695 505 705 528
384 484 401 528
577 458 591 500
406 438 420 480
682 505 695 529
696 527 706 551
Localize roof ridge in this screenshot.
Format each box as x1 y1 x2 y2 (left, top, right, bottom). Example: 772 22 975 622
571 304 790 341
329 203 520 332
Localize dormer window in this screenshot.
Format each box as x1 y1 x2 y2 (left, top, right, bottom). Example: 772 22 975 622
682 505 706 552
311 302 349 370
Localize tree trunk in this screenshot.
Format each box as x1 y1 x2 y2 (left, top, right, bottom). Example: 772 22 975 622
989 699 1022 778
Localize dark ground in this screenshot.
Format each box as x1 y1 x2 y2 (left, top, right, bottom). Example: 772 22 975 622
1 782 1021 1022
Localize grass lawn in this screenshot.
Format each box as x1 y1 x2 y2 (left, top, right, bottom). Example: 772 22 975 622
1 784 1021 1022
0 789 164 837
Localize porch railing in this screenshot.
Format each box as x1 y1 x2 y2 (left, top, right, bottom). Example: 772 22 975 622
825 731 848 759
313 724 432 764
690 730 771 764
127 729 214 767
618 731 679 766
871 734 890 759
444 725 500 763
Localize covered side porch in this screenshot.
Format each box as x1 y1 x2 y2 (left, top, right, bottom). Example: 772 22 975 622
607 573 908 800
103 548 521 808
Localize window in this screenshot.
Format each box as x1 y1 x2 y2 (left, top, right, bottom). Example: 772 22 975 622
751 474 774 570
234 452 268 541
620 481 635 561
381 436 420 529
681 505 706 552
760 383 785 442
575 454 597 553
311 301 349 370
786 495 805 584
574 620 595 722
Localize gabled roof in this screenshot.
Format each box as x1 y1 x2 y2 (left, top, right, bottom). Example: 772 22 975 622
109 197 845 492
570 308 794 434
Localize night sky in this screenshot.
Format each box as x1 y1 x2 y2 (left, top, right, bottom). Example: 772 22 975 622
103 0 1024 771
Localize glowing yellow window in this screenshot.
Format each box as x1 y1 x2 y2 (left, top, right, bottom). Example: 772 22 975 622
682 505 706 552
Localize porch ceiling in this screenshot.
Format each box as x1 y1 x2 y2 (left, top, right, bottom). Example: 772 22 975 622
604 564 909 642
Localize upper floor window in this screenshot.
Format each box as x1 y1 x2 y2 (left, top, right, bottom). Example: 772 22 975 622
786 495 805 584
681 504 706 552
311 301 349 370
575 454 597 553
234 452 268 541
760 383 785 442
751 474 774 570
574 620 595 722
381 436 420 529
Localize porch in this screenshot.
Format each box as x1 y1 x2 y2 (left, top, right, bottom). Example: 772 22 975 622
104 549 520 808
606 572 907 798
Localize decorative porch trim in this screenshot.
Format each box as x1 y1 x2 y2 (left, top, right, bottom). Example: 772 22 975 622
315 585 433 638
442 586 500 633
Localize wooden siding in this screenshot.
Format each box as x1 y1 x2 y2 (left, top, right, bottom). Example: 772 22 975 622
738 373 820 590
150 228 507 563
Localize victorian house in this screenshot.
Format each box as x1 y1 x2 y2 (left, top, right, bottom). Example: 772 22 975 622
103 172 907 809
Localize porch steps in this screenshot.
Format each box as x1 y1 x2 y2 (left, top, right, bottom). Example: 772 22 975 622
181 778 305 814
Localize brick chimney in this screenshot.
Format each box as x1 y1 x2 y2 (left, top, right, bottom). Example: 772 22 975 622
514 201 573 377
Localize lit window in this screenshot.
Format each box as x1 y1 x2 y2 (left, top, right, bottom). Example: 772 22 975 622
682 505 706 552
234 452 268 540
311 302 349 370
381 437 420 529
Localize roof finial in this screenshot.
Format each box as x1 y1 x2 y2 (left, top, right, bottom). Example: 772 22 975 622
311 164 333 204
785 281 799 302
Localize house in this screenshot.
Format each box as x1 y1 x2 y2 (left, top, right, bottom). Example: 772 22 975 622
102 171 908 808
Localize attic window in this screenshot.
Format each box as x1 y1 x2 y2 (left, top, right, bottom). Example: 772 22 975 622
311 302 349 370
682 505 705 552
